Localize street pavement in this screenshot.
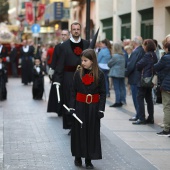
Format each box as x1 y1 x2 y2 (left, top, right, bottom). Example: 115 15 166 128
0 76 169 170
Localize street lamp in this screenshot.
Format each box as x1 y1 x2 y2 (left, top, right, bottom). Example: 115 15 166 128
32 0 40 45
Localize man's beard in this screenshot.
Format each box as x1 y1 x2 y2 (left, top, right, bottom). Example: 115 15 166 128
72 34 80 39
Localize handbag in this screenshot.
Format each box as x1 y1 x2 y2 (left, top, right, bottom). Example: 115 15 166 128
141 76 154 88
140 53 154 88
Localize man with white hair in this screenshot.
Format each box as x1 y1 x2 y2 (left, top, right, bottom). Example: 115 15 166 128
125 36 145 122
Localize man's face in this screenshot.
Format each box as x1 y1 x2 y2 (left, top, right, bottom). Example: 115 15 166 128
61 30 70 42
71 24 81 39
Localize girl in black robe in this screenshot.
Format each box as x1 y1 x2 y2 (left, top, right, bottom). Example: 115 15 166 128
69 49 106 169
0 56 7 101
32 58 45 100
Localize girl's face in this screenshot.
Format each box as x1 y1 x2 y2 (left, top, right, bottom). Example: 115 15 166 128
81 56 93 70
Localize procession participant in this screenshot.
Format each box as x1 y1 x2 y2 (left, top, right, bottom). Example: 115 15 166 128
54 22 89 134
9 42 18 77
20 39 34 85
0 39 8 82
69 49 106 169
32 57 45 100
47 29 70 116
0 55 7 100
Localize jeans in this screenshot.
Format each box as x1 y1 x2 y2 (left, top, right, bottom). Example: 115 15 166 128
112 77 126 104
101 69 110 96
137 87 154 121
130 85 139 118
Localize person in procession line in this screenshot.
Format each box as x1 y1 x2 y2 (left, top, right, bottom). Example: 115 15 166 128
47 29 70 116
20 39 34 85
9 42 18 77
53 22 89 134
32 57 45 100
69 49 106 169
0 55 7 101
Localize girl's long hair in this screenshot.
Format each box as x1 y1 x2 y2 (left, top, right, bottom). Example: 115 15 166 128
79 49 99 85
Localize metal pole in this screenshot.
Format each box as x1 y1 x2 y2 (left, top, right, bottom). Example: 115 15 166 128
86 0 90 41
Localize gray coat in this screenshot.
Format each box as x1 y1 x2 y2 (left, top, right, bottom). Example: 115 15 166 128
108 54 125 78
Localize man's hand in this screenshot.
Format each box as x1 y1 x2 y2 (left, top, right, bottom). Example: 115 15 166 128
48 68 54 79
97 110 104 119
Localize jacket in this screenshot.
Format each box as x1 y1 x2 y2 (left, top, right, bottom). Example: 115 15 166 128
136 51 158 87
125 46 145 85
108 53 125 78
154 52 170 91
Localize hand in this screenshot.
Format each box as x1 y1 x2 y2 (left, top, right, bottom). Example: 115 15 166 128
53 82 60 86
67 108 75 116
97 110 104 119
48 68 54 79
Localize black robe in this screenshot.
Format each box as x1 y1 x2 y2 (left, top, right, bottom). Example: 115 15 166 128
32 65 44 100
47 43 63 115
55 39 89 129
20 46 34 84
0 63 7 100
70 69 106 159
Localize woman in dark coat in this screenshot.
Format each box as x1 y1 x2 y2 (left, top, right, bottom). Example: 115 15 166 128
69 49 106 169
20 40 34 85
132 39 158 125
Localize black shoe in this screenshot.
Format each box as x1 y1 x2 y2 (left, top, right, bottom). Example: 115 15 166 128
109 103 122 107
68 130 71 135
132 119 146 125
74 157 82 167
146 118 154 124
157 130 170 136
129 117 137 121
85 159 94 169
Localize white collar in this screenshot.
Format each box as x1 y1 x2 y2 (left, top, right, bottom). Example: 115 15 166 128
70 35 81 43
0 45 3 53
23 45 29 52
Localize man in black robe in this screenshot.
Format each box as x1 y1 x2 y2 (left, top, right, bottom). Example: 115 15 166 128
54 22 89 132
9 42 18 77
47 29 70 116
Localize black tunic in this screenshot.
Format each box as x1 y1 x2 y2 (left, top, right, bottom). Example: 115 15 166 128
55 39 89 129
47 43 63 115
20 46 34 84
32 65 44 100
0 63 7 100
70 69 106 159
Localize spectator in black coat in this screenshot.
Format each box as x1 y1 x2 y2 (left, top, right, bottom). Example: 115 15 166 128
132 39 158 125
154 42 170 136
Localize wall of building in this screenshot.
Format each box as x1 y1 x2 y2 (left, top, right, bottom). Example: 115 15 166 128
154 0 170 45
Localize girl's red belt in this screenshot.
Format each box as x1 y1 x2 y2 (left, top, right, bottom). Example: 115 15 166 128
76 92 100 104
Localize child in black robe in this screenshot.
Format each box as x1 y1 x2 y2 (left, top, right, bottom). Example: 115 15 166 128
0 56 7 101
32 58 45 100
69 49 106 169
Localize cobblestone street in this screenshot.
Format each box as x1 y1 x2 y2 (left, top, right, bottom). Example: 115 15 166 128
0 77 169 170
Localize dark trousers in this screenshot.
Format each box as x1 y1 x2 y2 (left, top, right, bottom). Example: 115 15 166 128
137 87 154 121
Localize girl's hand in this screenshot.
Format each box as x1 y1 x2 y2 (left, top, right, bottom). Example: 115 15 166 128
97 111 104 119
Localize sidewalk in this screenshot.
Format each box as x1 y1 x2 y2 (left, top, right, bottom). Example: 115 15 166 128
0 76 169 170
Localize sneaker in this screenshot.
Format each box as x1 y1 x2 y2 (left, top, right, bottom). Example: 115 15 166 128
157 130 170 136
